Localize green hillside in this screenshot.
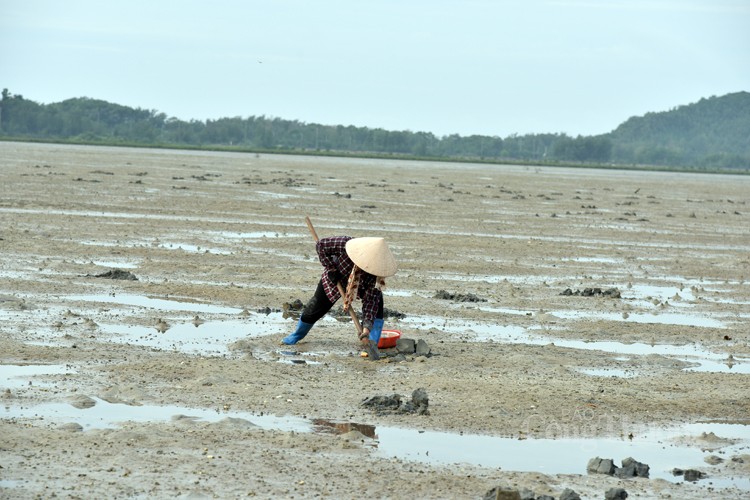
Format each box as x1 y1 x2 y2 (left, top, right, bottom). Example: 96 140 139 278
607 92 750 169
1 88 748 171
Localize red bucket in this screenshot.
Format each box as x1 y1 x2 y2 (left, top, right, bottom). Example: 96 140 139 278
378 329 401 349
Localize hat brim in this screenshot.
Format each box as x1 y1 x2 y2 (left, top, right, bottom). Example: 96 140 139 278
345 237 397 277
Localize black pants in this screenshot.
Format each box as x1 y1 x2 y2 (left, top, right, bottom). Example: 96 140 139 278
300 279 383 325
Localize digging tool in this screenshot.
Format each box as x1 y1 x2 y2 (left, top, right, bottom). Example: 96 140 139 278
304 216 379 360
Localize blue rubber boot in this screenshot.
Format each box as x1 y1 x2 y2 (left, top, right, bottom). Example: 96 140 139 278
281 319 314 345
369 318 384 344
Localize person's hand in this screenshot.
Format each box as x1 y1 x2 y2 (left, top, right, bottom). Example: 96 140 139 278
360 329 380 361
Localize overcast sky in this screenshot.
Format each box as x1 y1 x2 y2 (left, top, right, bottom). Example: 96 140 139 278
2 0 748 137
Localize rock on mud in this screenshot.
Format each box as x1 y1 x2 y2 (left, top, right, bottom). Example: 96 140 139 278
282 299 304 318
615 457 650 478
415 339 431 357
88 269 138 280
605 488 628 500
587 457 616 475
396 338 416 354
485 487 580 500
483 486 521 500
393 338 432 357
672 468 706 482
588 457 649 478
559 488 581 500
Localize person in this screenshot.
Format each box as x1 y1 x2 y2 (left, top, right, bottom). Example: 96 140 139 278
281 235 397 360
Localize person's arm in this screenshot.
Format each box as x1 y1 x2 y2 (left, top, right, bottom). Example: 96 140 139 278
316 236 349 269
359 287 382 333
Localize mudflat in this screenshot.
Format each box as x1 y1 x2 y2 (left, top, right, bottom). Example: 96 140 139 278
1 141 749 499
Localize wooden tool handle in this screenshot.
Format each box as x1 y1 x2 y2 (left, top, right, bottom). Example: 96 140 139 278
305 216 319 242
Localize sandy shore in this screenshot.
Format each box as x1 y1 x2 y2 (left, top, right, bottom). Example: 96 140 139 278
1 141 749 499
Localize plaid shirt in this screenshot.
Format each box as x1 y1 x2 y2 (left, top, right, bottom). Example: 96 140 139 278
316 236 381 330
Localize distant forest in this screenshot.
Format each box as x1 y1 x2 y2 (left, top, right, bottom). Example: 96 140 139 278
1 88 748 171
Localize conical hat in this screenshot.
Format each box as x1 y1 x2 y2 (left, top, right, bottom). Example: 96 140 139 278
345 237 397 277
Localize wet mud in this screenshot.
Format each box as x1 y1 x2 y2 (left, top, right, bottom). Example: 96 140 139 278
1 142 749 499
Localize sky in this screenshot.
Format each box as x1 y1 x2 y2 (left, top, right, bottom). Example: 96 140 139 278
2 0 749 138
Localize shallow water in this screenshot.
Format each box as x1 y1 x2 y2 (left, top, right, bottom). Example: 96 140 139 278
376 422 750 488
209 230 303 240
548 309 726 328
65 294 245 315
0 364 77 389
400 315 748 374
573 367 639 378
18 292 742 372
3 398 748 489
1 397 310 432
97 318 281 356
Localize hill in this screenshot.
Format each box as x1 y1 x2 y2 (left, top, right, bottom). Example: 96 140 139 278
607 92 750 168
1 88 748 171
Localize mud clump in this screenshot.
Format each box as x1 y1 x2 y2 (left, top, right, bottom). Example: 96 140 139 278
482 486 521 500
434 290 487 302
483 486 582 500
87 269 138 280
672 468 707 482
588 456 649 478
256 306 281 315
605 488 629 500
282 299 305 319
383 307 406 320
560 287 620 298
361 388 429 415
393 338 432 357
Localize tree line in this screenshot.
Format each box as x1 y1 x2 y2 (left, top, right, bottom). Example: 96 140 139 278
1 88 748 170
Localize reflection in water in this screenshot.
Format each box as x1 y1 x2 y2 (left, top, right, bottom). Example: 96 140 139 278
312 419 377 439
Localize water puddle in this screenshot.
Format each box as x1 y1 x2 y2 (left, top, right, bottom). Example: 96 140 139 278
3 399 748 489
627 284 696 303
560 257 624 264
374 422 750 488
549 310 725 328
98 317 287 356
211 231 303 240
429 273 552 285
13 293 346 357
153 242 232 255
0 270 32 279
86 260 139 269
0 364 77 389
399 316 747 373
2 397 310 432
65 294 244 315
78 240 232 255
276 350 323 365
253 191 298 199
478 304 726 328
433 273 741 309
574 367 639 378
